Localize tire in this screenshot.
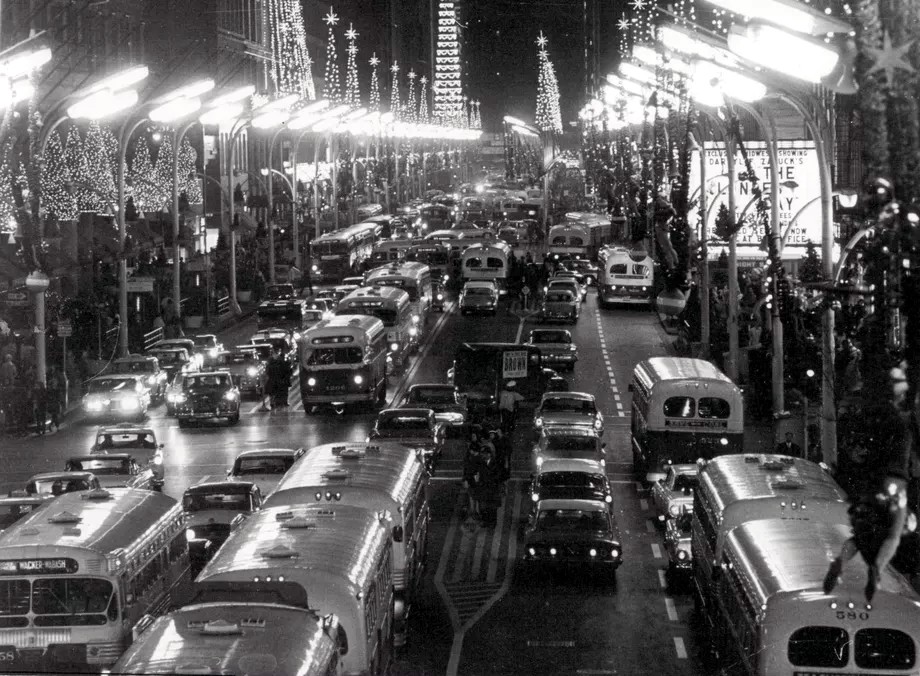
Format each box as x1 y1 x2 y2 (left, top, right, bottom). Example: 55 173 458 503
228 413 240 425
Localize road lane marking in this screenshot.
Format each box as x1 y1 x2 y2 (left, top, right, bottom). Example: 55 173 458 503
674 637 688 659
486 495 508 583
639 498 648 511
527 640 575 647
658 569 667 588
646 519 655 532
665 597 678 621
469 528 488 580
434 493 464 632
651 543 662 559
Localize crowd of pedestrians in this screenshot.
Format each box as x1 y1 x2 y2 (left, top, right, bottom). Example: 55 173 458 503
0 349 65 436
462 424 512 529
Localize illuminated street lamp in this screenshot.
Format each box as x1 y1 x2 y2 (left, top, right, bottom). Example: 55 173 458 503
727 23 842 85
702 0 851 36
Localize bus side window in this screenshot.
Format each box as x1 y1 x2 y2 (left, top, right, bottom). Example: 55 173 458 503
403 500 415 545
365 583 378 638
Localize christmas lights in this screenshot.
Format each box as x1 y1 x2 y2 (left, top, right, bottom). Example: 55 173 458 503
407 70 418 124
345 24 360 107
322 9 342 104
64 126 92 212
153 133 174 212
81 122 115 212
535 32 563 134
267 0 316 99
128 137 157 210
40 130 77 222
369 54 381 112
434 0 464 121
419 76 430 124
390 61 401 120
178 136 202 204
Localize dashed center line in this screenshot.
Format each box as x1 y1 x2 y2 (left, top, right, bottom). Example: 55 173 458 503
665 597 678 622
639 498 648 511
658 569 667 589
594 308 626 417
651 543 662 559
674 637 688 659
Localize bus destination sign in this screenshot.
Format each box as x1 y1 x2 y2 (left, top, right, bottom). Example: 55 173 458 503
664 419 728 429
0 558 79 575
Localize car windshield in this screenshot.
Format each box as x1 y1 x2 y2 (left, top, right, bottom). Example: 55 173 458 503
531 332 570 344
233 456 294 475
150 351 185 365
0 502 39 530
545 436 597 453
545 292 573 303
111 360 154 374
410 388 456 404
465 288 493 296
542 398 595 413
377 417 430 434
265 286 295 300
221 352 259 366
30 478 92 495
536 509 609 532
68 458 132 475
95 432 157 450
304 310 324 322
336 306 397 326
186 375 230 390
540 472 605 490
192 336 217 348
183 490 254 512
87 379 137 394
673 474 699 492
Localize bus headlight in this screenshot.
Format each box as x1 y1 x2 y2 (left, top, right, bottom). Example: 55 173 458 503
536 455 544 468
409 327 418 337
610 548 620 559
549 547 557 556
535 417 543 428
390 342 399 352
312 265 319 272
719 437 729 446
412 314 420 324
669 504 681 517
589 548 597 557
437 294 444 301
531 492 539 502
354 374 364 385
185 529 196 541
307 377 317 387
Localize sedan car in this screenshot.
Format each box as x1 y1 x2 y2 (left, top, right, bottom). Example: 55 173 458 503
146 346 196 383
523 498 622 573
531 458 612 509
565 259 600 286
538 290 579 324
64 454 160 491
250 328 297 366
651 463 699 526
369 408 445 468
150 338 200 368
107 355 168 402
400 384 468 432
25 471 101 497
526 329 578 371
90 424 164 485
552 270 588 301
183 480 263 577
174 371 241 427
215 347 266 398
547 278 585 306
226 448 305 498
533 392 603 434
459 281 498 316
191 334 224 368
664 509 693 578
0 495 47 532
82 375 150 422
532 425 607 472
264 283 297 301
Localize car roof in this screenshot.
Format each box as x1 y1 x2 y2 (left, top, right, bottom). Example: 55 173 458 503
541 391 594 402
538 459 606 475
185 480 256 494
113 355 156 362
536 498 609 511
89 374 142 382
667 464 699 475
148 346 188 354
379 408 433 419
408 384 455 392
187 370 233 377
95 424 155 435
233 448 302 459
69 454 133 461
464 280 497 288
28 471 96 481
529 329 571 337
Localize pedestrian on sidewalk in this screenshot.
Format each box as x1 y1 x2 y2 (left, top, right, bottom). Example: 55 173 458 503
520 284 531 310
46 367 63 432
0 354 17 387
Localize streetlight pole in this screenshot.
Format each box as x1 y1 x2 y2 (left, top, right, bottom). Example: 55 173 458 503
264 126 286 284
226 119 250 313
170 119 199 320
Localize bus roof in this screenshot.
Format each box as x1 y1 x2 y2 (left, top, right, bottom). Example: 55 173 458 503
303 315 385 340
339 286 410 307
460 241 512 256
633 357 736 388
0 488 181 559
699 454 847 516
264 442 426 511
112 602 338 675
196 504 390 599
725 519 919 609
312 221 378 243
366 262 430 282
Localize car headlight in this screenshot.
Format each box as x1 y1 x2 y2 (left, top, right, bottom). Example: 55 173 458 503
312 265 319 272
589 548 597 557
535 417 543 428
669 504 681 517
536 455 544 468
223 391 238 401
170 393 187 403
246 367 258 377
677 549 688 560
208 348 218 358
409 327 418 337
531 492 539 502
307 377 317 387
437 294 444 300
185 529 196 542
610 547 620 559
605 494 612 503
85 399 103 411
390 342 399 352
120 398 140 411
528 546 536 556
412 314 420 324
549 547 557 556
354 374 364 385
594 417 603 430
153 455 163 465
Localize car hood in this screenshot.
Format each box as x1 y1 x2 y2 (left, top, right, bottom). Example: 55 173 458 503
94 475 137 488
532 343 574 352
540 412 596 426
526 530 620 548
461 295 495 305
186 511 246 528
534 487 608 503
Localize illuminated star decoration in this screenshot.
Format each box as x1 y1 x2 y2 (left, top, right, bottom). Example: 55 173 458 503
629 0 646 9
408 70 417 80
867 30 915 85
345 26 358 41
391 63 400 74
369 55 380 67
323 8 339 26
347 44 357 55
617 16 630 31
536 31 548 49
420 76 427 84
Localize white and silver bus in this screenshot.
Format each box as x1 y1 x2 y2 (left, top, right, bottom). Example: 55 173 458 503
691 453 849 618
598 246 655 307
630 357 744 483
703 517 920 675
365 262 433 341
0 488 189 671
337 286 415 367
112 603 341 675
548 213 612 259
264 441 430 648
192 504 394 676
460 241 512 293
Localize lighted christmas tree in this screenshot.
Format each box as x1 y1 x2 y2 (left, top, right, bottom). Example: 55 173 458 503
268 0 316 99
322 9 342 104
418 76 430 124
471 100 481 129
407 70 418 124
389 62 401 119
80 122 110 212
129 138 157 211
345 24 360 107
153 134 174 213
178 137 202 204
63 125 92 212
40 130 77 221
93 122 118 208
535 32 563 135
0 149 13 234
369 54 381 111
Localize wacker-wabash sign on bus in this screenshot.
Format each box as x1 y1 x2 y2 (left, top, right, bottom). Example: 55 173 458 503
688 140 820 257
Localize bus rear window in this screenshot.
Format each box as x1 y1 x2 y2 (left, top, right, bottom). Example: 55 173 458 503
788 626 849 668
855 628 915 669
487 257 504 268
698 397 730 419
609 263 628 275
664 397 695 418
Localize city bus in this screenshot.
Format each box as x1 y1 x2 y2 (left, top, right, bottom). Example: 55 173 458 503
0 487 189 672
406 242 450 283
460 241 513 293
298 315 388 410
336 286 415 367
702 517 920 675
310 221 379 283
365 262 433 341
629 357 744 482
191 504 394 676
597 246 655 307
264 441 430 648
369 238 416 268
112 603 341 675
547 214 610 260
691 453 849 619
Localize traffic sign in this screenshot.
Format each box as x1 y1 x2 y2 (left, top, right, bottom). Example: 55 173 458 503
125 277 154 293
57 321 72 337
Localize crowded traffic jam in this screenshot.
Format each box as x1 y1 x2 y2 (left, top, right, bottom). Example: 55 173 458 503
1 187 919 676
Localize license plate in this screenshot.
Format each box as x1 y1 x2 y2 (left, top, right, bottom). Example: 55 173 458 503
0 649 16 662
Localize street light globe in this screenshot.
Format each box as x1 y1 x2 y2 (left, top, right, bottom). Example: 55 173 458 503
260 167 270 176
25 271 50 293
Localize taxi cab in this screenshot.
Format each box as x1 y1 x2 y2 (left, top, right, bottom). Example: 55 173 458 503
175 371 240 427
226 447 305 498
89 423 165 485
64 454 160 491
25 471 100 497
145 345 196 382
216 347 266 398
526 329 578 371
532 425 606 472
523 498 622 574
107 354 168 402
533 391 603 434
82 374 150 421
459 280 499 316
530 458 612 509
182 480 263 576
650 463 698 525
539 289 579 324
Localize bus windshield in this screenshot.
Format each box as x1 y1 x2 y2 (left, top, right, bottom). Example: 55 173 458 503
305 347 364 365
413 251 448 266
337 307 397 326
0 577 116 626
313 240 348 256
